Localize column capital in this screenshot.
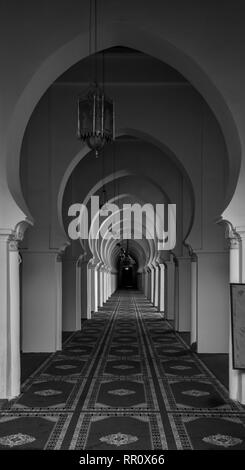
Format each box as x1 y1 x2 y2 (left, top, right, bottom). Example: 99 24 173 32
9 239 19 252
0 219 31 246
216 218 240 246
158 263 166 271
0 231 12 244
236 226 245 240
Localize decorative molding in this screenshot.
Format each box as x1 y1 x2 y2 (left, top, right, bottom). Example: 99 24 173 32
9 240 19 252
183 241 197 261
14 220 31 242
216 217 240 244
236 226 245 240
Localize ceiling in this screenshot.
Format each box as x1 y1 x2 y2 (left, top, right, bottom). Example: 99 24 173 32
56 46 187 85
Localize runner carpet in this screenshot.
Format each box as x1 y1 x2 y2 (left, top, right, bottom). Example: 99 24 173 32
1 290 245 450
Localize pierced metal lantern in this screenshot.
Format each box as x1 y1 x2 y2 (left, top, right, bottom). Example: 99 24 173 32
77 85 115 157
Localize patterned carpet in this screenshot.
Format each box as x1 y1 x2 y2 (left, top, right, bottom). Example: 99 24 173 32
1 290 245 450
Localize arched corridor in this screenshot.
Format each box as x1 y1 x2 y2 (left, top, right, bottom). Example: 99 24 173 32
1 290 244 450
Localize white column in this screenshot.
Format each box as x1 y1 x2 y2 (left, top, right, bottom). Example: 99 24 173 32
228 234 240 400
190 255 197 346
147 269 151 300
0 231 24 399
0 234 9 398
174 260 179 330
158 263 165 313
80 260 91 320
99 269 103 307
177 258 191 332
111 273 114 294
0 234 10 398
238 229 245 403
141 271 145 293
109 271 112 296
104 270 107 302
150 266 154 303
165 259 175 320
154 264 159 308
62 256 77 331
106 270 110 300
55 254 62 350
100 270 104 306
103 270 107 303
144 269 148 297
9 239 21 398
76 260 82 329
92 267 98 312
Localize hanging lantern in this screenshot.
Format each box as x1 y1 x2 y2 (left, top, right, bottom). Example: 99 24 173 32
77 0 115 156
77 84 115 157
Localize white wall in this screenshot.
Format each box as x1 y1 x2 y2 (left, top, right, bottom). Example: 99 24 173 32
22 252 60 352
197 252 229 353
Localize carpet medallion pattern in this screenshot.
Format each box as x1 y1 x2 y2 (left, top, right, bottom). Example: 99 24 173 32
1 291 245 449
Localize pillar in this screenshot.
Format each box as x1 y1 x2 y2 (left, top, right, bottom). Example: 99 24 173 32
80 260 91 320
0 233 10 398
158 263 165 313
165 259 175 320
237 228 245 403
144 268 148 297
149 266 154 303
0 221 29 400
99 269 104 307
153 264 159 308
90 265 98 312
173 259 179 330
63 256 77 331
9 239 21 397
227 232 240 400
190 254 197 347
103 269 107 303
55 254 62 350
177 257 191 332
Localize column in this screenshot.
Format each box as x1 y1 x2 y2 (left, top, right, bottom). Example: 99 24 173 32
173 259 179 330
0 233 10 398
150 266 154 303
63 256 77 331
237 228 245 403
153 264 159 308
90 265 98 312
228 232 240 401
190 254 197 347
177 258 191 332
55 254 62 350
158 263 165 313
81 260 91 320
147 269 151 300
76 259 82 329
103 269 107 303
144 268 148 297
99 269 104 307
0 222 28 400
165 259 175 320
9 239 21 398
137 272 142 291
